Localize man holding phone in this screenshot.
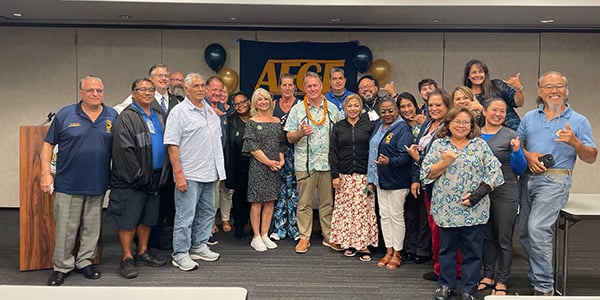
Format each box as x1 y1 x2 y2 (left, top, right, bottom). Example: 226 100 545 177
517 71 597 296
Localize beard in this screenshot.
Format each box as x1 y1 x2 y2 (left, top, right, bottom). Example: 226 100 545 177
546 100 564 113
170 86 185 98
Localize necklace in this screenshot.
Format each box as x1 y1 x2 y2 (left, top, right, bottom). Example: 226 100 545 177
304 95 328 126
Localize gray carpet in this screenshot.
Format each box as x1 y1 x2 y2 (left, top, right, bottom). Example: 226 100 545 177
1 208 599 299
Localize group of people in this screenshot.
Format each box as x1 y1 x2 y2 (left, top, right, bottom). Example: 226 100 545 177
40 60 596 300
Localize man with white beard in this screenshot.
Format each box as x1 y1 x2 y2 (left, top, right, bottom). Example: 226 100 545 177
517 71 597 296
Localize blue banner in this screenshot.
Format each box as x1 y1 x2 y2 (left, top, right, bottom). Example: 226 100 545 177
239 40 360 97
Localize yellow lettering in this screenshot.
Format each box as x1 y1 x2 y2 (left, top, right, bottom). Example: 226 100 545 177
254 60 278 92
253 59 346 95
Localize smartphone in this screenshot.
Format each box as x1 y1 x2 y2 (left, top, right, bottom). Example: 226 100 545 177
538 154 555 168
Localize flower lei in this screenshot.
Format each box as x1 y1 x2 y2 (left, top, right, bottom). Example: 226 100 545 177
303 95 328 126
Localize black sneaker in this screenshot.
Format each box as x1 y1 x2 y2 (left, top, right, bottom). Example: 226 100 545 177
134 251 166 267
433 285 454 300
207 235 218 246
423 271 439 281
120 257 138 279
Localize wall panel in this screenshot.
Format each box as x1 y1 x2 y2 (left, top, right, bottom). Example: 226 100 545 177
77 28 163 107
0 27 77 207
539 33 600 193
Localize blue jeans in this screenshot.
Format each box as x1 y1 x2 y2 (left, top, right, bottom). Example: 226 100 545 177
172 180 216 257
519 173 571 293
439 224 485 295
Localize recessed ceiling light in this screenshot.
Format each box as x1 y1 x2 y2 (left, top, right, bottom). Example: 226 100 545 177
228 17 237 21
540 19 555 24
118 15 131 19
432 19 445 23
330 18 341 22
12 12 22 17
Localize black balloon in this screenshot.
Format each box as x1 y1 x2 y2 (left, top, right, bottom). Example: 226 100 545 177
351 45 373 73
204 43 226 72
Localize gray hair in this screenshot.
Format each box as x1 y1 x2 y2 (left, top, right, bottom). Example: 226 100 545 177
183 73 204 88
149 64 168 76
537 71 568 87
79 75 102 90
329 67 345 77
303 71 322 83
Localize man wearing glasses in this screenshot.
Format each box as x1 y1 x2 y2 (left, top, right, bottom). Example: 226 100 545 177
114 64 179 115
41 76 118 286
518 71 597 296
107 78 169 279
357 74 383 121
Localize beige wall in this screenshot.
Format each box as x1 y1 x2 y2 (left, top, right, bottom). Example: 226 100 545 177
1 27 598 207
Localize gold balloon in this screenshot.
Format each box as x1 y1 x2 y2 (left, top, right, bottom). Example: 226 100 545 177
367 59 391 85
217 67 239 94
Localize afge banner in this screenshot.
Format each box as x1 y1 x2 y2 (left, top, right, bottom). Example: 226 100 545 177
239 40 360 96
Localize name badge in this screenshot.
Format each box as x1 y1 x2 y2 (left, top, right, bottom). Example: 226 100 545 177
368 110 380 121
146 119 156 134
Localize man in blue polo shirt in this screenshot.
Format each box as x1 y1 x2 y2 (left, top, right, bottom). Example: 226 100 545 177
107 78 169 279
324 67 355 113
518 71 597 296
41 75 118 286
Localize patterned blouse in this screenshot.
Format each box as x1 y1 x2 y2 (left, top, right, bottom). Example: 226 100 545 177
283 99 341 172
420 136 504 228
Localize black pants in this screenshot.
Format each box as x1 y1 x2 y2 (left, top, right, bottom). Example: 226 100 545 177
231 167 250 230
403 192 432 257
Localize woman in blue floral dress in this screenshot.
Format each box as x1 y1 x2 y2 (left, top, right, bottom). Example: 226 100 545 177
421 106 504 300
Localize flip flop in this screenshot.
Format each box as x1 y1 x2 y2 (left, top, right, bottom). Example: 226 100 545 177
344 249 357 257
477 280 496 291
358 250 371 262
492 286 508 296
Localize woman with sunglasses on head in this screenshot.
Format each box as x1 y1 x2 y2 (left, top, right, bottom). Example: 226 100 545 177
421 106 504 300
477 98 527 296
406 88 458 281
269 74 301 241
367 96 419 269
329 94 378 262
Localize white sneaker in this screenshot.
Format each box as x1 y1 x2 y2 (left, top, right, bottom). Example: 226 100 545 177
269 232 281 241
189 246 220 262
261 234 278 249
250 236 267 252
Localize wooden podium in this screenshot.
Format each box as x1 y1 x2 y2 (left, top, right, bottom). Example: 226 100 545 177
19 126 101 271
19 126 55 271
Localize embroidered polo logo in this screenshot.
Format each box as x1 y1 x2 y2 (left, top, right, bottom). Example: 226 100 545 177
68 122 81 127
385 132 393 144
105 120 112 133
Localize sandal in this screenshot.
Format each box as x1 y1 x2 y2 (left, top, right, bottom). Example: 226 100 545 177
222 221 232 233
377 255 391 267
477 279 495 291
358 249 371 262
344 249 357 257
492 284 507 296
386 253 402 270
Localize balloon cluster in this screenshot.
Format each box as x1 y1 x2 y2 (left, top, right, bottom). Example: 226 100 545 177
351 45 391 86
204 43 239 94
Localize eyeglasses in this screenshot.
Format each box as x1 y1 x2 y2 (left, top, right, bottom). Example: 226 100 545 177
83 88 104 94
359 84 375 91
541 83 567 90
233 101 248 108
135 87 156 93
379 109 395 114
451 120 471 126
